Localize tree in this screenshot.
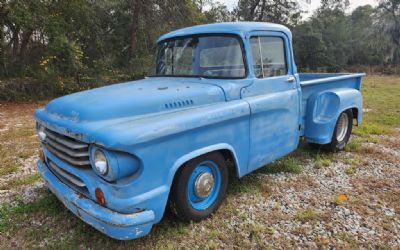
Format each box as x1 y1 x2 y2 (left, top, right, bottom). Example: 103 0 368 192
292 1 352 71
376 0 400 63
293 23 327 70
320 0 350 11
234 0 302 26
204 1 233 22
348 5 383 65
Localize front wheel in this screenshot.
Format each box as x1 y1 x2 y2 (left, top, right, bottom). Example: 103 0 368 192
169 152 228 222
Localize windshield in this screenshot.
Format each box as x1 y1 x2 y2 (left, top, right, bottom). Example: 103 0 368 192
153 35 246 79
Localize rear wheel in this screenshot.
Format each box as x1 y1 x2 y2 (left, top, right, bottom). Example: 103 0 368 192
308 109 353 151
169 152 228 222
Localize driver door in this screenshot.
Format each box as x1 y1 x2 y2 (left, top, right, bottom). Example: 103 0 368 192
242 31 301 172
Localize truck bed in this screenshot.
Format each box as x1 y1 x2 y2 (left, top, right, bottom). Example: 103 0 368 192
299 73 366 137
299 73 365 86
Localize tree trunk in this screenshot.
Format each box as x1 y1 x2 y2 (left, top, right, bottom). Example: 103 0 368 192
128 0 141 59
257 0 266 21
10 27 20 64
248 0 260 20
0 13 6 75
19 29 33 64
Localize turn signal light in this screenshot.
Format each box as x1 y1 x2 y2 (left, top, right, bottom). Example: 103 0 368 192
95 187 106 206
39 148 45 161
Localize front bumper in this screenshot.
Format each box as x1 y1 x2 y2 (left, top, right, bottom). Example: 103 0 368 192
37 160 155 240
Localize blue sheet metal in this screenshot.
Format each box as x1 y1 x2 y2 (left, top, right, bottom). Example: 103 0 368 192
34 22 364 240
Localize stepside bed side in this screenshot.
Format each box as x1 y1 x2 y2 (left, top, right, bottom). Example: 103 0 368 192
299 73 364 144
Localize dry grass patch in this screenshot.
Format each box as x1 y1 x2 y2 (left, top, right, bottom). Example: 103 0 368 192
292 175 318 191
359 145 400 165
351 175 400 215
295 208 321 222
0 102 42 178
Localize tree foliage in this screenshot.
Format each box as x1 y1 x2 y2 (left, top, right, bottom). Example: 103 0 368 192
234 0 302 26
0 0 399 100
294 0 400 71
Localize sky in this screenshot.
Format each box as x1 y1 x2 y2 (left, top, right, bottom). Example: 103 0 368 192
219 0 378 18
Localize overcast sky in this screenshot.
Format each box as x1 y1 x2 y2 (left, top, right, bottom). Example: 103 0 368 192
219 0 378 18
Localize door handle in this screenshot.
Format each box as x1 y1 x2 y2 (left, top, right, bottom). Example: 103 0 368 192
287 76 295 83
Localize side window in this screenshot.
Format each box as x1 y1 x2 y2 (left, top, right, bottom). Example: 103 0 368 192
250 36 287 78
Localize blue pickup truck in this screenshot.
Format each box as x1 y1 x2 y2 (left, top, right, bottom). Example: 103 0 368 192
34 22 364 240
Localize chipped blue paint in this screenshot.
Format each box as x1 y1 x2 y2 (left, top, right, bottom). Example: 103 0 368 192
34 22 365 240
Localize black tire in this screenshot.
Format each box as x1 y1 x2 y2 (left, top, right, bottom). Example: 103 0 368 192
308 110 353 152
169 152 228 222
323 109 353 152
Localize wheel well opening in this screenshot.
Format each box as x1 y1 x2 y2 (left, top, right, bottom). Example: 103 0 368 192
219 149 238 178
351 108 359 125
172 149 239 187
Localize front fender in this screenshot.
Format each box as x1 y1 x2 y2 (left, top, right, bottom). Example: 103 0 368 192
305 88 362 144
168 143 242 187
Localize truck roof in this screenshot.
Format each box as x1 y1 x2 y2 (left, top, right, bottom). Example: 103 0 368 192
157 22 292 42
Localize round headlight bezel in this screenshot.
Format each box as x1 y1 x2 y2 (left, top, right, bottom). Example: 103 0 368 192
89 145 141 182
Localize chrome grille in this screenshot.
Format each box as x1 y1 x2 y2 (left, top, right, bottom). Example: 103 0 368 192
47 160 89 195
48 161 86 187
43 128 90 167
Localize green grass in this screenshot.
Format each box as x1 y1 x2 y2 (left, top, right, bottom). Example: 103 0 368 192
230 174 262 193
343 157 361 167
354 76 400 136
0 191 63 233
344 166 356 174
295 208 321 222
344 138 363 152
264 157 302 174
335 232 356 245
0 173 41 190
314 154 332 169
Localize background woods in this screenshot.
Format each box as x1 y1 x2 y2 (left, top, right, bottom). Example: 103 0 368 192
0 0 399 100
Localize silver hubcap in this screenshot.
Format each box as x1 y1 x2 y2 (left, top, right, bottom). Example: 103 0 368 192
336 113 349 142
194 172 214 198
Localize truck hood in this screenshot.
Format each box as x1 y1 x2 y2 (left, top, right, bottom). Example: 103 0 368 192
44 77 226 122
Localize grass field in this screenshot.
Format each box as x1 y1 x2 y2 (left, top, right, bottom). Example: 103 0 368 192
0 75 399 249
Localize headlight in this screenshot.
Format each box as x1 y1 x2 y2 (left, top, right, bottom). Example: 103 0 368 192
94 149 108 175
90 145 141 182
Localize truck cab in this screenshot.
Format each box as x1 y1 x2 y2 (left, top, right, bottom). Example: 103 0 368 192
34 22 364 240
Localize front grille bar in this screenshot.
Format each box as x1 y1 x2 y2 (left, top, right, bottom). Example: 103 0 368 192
48 161 86 188
45 136 89 158
46 144 91 166
45 129 88 149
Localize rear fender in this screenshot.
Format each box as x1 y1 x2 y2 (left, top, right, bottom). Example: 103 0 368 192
305 88 362 144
